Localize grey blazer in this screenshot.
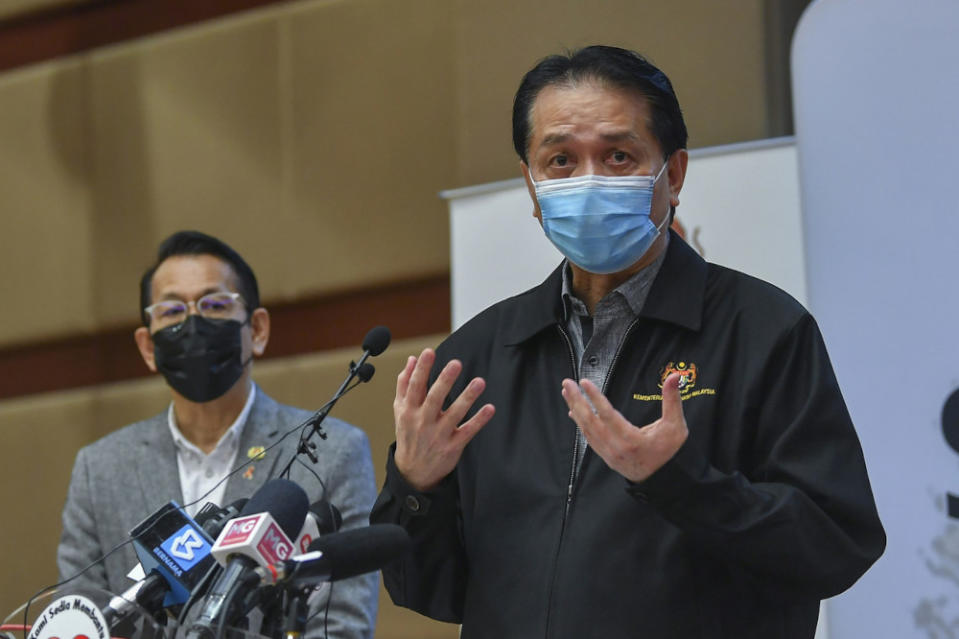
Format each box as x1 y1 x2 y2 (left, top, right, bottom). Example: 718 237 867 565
57 388 378 639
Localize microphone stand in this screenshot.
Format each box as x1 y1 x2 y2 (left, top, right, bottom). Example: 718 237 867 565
281 590 309 639
279 325 388 479
297 350 374 461
277 355 375 479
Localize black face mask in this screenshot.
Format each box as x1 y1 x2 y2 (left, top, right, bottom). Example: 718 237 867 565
151 315 248 403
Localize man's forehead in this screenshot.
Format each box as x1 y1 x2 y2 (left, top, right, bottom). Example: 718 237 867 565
151 254 240 298
528 81 653 144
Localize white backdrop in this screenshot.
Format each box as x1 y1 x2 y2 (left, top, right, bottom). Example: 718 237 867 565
793 0 959 637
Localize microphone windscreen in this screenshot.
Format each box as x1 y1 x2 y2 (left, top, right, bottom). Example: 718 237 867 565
361 326 391 356
241 478 309 540
306 524 410 582
309 500 343 535
355 362 375 383
224 497 250 516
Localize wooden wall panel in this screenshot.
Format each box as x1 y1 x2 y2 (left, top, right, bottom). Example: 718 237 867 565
0 61 96 344
452 0 769 187
0 0 84 23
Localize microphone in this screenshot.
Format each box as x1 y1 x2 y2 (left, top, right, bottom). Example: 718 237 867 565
103 502 217 624
255 524 410 587
186 479 309 639
361 325 391 356
293 500 343 555
257 500 345 637
347 326 389 386
355 362 375 383
196 498 250 539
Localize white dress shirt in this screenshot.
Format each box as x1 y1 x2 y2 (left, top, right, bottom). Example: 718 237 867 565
167 384 256 516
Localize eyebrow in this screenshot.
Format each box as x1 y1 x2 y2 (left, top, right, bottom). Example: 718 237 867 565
157 286 226 302
538 130 641 148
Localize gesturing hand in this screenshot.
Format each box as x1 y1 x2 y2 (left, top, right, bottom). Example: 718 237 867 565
560 373 688 483
393 348 496 492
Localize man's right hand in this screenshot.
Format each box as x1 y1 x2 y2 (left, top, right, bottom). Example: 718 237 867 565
393 348 495 492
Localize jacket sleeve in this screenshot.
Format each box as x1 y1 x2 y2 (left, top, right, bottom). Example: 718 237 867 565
629 313 886 599
303 425 380 639
369 444 467 623
57 447 111 589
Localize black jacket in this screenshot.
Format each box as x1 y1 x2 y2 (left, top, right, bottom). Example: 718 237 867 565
372 234 885 638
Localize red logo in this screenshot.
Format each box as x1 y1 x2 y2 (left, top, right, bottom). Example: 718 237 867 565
298 534 313 554
218 514 261 546
256 522 293 563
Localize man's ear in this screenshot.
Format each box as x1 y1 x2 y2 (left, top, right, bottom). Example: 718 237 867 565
667 149 689 209
521 162 543 223
134 326 157 372
250 308 270 357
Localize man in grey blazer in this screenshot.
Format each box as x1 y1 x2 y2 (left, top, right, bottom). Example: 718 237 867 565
57 230 378 638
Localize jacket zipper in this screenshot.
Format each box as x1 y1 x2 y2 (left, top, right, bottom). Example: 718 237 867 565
543 325 579 638
543 319 639 637
601 318 639 394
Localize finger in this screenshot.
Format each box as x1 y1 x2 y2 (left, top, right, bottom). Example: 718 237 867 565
561 379 600 434
443 376 487 426
560 378 587 411
422 359 464 415
661 372 685 425
454 403 496 445
405 348 436 405
395 355 417 401
577 379 620 423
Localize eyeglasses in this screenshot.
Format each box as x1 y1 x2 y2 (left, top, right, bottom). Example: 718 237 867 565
144 292 245 329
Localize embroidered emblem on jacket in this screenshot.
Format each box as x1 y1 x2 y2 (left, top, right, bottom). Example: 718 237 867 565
632 360 717 402
660 361 697 391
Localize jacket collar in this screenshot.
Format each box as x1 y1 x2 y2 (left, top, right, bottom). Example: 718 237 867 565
503 230 706 345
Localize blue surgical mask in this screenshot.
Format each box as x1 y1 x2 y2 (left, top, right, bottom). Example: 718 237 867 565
532 161 669 274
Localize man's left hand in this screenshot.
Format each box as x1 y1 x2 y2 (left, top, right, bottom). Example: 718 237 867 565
560 373 688 482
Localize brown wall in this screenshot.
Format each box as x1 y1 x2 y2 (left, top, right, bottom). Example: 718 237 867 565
0 0 801 635
0 0 779 349
0 0 85 21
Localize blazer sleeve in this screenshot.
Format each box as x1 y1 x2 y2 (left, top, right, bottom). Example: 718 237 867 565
302 423 380 639
57 446 110 589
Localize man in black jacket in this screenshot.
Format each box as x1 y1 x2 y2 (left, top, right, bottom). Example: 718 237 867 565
371 45 885 638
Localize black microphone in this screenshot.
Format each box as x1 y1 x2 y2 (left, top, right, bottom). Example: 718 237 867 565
186 480 309 639
312 501 343 536
361 325 391 356
355 362 375 383
256 500 344 637
347 326 389 382
255 524 411 587
196 498 250 539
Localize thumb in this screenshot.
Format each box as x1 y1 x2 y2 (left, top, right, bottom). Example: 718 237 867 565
661 373 685 424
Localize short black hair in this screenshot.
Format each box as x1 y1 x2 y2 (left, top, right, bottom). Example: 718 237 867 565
512 45 688 164
139 230 260 326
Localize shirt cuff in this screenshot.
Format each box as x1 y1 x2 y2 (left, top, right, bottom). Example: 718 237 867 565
384 443 458 518
625 436 709 506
